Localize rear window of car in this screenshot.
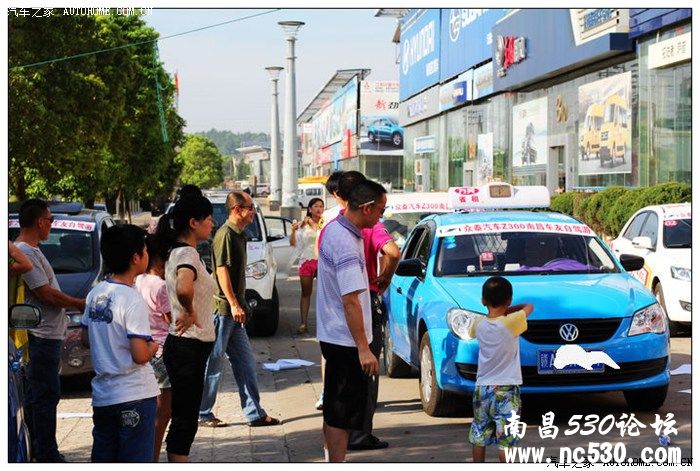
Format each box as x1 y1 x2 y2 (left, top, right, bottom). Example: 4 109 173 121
9 226 96 274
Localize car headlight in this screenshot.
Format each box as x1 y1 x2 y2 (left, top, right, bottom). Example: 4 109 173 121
246 261 268 280
671 266 691 281
66 311 83 328
447 308 482 340
628 303 667 336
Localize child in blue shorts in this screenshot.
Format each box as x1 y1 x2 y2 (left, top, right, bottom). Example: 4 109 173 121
81 225 160 462
468 276 533 462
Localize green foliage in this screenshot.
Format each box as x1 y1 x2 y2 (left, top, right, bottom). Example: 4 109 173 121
635 182 691 208
572 192 592 221
584 186 629 236
176 135 225 189
549 192 575 216
8 11 184 209
608 188 646 237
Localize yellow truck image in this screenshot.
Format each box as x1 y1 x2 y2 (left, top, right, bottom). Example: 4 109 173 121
579 103 604 160
599 94 629 166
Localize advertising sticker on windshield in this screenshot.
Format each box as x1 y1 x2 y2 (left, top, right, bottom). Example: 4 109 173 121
436 221 594 237
8 219 95 232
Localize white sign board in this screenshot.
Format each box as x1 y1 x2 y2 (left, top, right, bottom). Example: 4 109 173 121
648 32 691 69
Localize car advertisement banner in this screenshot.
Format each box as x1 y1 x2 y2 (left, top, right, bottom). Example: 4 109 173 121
399 9 441 101
8 219 96 232
578 71 632 175
359 80 403 156
476 132 493 185
437 221 594 238
310 77 358 166
512 96 548 169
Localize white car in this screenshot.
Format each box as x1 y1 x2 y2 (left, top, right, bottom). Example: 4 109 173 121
611 203 691 334
167 196 294 336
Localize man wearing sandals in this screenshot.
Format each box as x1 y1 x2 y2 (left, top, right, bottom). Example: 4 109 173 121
198 191 281 428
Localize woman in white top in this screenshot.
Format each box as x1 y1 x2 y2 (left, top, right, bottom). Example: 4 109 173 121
152 194 217 462
290 197 324 334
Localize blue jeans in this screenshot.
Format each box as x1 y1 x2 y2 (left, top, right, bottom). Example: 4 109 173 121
91 397 157 462
27 334 62 462
199 315 266 422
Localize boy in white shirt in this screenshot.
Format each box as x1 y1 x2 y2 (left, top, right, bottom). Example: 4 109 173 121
467 276 534 463
81 225 160 462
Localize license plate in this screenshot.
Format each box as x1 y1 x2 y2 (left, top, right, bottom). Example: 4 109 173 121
537 349 605 374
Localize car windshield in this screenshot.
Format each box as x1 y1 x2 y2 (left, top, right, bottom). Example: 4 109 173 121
9 227 95 274
383 212 435 249
663 218 691 248
210 203 261 241
436 231 618 276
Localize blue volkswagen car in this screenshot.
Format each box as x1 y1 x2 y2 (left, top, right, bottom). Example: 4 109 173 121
383 184 669 416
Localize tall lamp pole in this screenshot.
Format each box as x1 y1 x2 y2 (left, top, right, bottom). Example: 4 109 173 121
278 20 304 220
265 66 283 211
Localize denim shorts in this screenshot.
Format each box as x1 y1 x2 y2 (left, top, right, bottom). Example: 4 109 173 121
150 353 171 389
468 385 521 449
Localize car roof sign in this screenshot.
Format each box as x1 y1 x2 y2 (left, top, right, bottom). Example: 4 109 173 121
448 183 550 210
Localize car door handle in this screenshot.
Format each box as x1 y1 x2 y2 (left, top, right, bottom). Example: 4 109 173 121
396 287 403 294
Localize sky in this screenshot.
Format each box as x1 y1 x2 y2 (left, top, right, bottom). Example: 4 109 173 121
144 8 400 134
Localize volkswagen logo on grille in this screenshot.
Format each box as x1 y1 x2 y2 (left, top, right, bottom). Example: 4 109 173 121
559 323 579 342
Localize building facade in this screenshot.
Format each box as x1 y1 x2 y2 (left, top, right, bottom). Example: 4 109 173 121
397 8 691 193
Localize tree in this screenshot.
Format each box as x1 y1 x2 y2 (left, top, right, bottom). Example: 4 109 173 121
176 135 225 189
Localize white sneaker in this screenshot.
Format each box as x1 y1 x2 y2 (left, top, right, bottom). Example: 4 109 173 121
315 393 324 410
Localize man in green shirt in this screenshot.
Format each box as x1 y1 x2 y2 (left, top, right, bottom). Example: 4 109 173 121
199 191 280 427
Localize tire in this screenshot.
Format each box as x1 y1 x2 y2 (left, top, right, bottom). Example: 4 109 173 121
418 332 468 417
383 319 412 378
624 384 668 411
368 131 376 143
249 286 279 337
392 132 403 147
654 282 678 336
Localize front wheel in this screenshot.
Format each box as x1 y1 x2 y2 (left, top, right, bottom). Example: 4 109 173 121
368 131 376 143
418 333 467 417
383 319 412 378
654 283 678 336
392 132 403 147
248 286 279 337
624 384 668 411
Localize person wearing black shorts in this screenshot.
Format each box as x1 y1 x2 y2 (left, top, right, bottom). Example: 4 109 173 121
315 180 387 462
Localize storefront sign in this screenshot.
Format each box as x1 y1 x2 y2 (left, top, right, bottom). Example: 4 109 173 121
359 80 403 156
648 32 691 69
492 9 632 92
440 8 508 81
570 9 629 46
472 61 494 100
495 35 527 77
398 85 440 127
438 70 472 112
309 77 358 165
399 9 441 101
629 8 691 39
414 135 436 154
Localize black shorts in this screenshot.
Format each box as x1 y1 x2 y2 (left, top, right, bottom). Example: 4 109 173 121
319 341 369 430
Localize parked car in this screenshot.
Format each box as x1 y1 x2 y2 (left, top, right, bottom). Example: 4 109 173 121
166 195 292 336
9 202 115 377
367 116 404 147
611 203 691 335
383 183 668 417
8 303 41 463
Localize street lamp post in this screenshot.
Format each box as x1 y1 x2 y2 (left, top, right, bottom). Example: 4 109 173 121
278 20 305 220
265 66 283 211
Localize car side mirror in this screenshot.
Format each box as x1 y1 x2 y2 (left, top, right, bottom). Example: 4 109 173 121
632 236 654 251
396 258 424 278
9 304 41 329
619 253 645 272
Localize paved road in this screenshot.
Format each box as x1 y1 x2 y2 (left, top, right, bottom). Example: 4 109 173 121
56 276 691 463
